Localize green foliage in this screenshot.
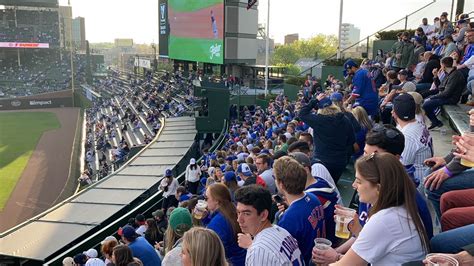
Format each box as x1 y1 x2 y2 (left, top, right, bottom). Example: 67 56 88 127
276 63 301 76
272 34 338 65
375 29 416 40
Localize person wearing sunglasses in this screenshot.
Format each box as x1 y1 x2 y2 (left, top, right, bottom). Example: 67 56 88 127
312 153 430 265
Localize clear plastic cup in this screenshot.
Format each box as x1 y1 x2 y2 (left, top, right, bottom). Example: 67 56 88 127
313 238 332 251
425 253 459 266
334 207 356 239
193 200 208 219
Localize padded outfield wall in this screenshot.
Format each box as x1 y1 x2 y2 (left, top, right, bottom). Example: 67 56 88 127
0 90 73 111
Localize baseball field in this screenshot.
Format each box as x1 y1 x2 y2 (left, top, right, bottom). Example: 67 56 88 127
168 0 224 64
0 112 60 210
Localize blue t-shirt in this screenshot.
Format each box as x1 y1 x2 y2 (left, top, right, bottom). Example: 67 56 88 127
207 211 247 266
351 68 379 116
305 179 339 244
358 191 433 240
179 193 193 202
128 237 162 266
278 193 325 265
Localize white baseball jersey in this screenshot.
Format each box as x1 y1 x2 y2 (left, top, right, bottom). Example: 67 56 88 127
246 225 303 266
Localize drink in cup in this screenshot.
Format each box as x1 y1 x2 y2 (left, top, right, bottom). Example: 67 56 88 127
313 238 332 266
193 200 208 219
460 132 474 167
335 207 356 239
425 253 459 266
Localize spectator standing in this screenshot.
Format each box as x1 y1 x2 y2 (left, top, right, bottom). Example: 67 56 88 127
391 31 415 71
160 169 179 213
343 59 380 117
299 94 355 183
185 158 201 194
235 185 304 265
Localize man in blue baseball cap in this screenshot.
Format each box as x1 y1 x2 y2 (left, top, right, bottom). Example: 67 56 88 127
343 59 379 118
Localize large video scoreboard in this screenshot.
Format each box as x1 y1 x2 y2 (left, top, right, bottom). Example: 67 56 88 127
0 0 58 7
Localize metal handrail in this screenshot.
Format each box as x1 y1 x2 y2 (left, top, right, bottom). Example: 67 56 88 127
298 0 437 76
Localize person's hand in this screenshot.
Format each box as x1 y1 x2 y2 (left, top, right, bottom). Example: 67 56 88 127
396 53 402 60
276 202 287 213
453 251 474 266
154 241 163 250
424 167 450 190
334 205 362 237
432 68 438 77
237 233 253 249
453 134 474 162
312 246 339 264
424 157 446 170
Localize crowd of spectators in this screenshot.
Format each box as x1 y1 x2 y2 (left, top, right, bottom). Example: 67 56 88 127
0 9 60 45
80 70 197 185
63 12 474 266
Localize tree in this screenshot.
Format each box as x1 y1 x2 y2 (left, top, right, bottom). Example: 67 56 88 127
271 34 338 65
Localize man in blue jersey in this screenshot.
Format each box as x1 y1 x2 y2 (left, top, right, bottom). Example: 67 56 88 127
343 59 379 118
273 156 325 265
235 185 304 265
119 225 162 266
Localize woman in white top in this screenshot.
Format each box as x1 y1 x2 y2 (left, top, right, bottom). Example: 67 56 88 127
160 169 179 213
185 158 201 194
313 153 429 266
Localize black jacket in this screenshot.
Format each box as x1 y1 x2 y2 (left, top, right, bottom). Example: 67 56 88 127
298 99 355 164
419 55 440 84
431 69 467 104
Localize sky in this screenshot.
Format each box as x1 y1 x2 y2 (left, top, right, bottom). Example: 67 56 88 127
59 0 473 44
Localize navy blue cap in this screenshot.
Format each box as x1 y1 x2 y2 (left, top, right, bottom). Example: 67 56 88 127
165 169 173 177
224 171 237 182
317 97 332 109
343 59 358 70
330 92 343 102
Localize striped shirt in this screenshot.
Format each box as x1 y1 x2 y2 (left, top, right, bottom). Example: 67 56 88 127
399 122 433 185
245 226 303 266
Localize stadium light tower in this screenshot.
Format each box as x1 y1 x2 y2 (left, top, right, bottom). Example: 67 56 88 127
69 0 75 107
264 0 270 97
336 0 343 59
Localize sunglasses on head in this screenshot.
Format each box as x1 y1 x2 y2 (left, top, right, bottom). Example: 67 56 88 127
372 124 401 139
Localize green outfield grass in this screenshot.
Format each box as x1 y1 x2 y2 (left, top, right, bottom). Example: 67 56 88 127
169 35 223 64
0 112 60 211
169 0 222 12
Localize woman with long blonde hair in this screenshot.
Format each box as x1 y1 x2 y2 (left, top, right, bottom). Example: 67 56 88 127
351 106 373 159
181 227 228 266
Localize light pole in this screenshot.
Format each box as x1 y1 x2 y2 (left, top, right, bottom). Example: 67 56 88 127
337 0 343 59
264 0 270 97
151 43 157 72
69 0 75 107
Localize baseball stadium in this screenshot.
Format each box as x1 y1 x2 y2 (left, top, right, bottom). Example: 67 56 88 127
0 0 473 265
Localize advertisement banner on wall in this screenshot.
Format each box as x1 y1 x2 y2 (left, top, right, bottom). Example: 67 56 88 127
0 97 73 110
159 0 169 57
134 58 152 69
0 42 50 48
167 0 224 64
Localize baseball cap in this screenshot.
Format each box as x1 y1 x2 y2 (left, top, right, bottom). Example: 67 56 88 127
237 163 252 177
224 171 237 182
343 59 358 70
398 69 408 76
393 93 416 121
85 258 105 266
289 152 311 168
413 36 423 44
62 257 75 266
330 92 343 102
165 169 173 177
83 248 98 258
152 209 165 219
73 253 88 265
402 82 416 92
169 207 193 236
100 236 117 245
317 97 332 109
118 225 139 240
190 158 196 164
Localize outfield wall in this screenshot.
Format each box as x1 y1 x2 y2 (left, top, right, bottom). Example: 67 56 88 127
0 90 73 110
